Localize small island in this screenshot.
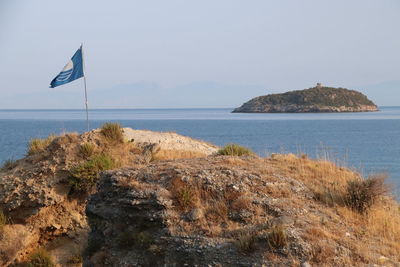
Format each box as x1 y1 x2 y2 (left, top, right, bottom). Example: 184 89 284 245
233 83 378 113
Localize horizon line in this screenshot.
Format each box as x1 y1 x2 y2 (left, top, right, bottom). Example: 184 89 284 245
0 105 398 111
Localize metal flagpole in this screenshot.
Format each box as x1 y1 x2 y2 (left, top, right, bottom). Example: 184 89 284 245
81 43 89 132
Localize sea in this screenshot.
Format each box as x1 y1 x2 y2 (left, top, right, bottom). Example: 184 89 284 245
0 107 399 196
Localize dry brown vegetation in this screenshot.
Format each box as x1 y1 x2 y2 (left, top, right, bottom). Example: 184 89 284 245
152 149 208 161
2 126 400 266
268 154 400 264
0 210 6 231
0 225 30 265
0 126 219 266
100 122 123 142
27 248 55 267
160 153 400 265
266 226 287 249
27 135 56 155
78 142 96 159
236 232 257 253
0 159 17 171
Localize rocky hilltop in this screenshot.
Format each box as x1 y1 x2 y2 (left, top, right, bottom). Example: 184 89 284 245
233 84 378 113
0 124 399 266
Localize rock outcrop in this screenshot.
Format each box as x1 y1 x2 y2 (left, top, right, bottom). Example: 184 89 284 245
233 85 378 113
85 155 400 266
0 127 217 266
1 126 399 266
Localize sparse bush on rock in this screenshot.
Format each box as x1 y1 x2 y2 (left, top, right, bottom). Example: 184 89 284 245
217 144 253 156
345 174 388 213
100 122 123 143
69 153 116 191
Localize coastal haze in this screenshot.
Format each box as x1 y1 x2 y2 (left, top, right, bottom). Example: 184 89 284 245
2 1 400 265
0 0 399 108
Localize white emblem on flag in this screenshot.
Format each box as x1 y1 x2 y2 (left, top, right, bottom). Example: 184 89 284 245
56 60 74 81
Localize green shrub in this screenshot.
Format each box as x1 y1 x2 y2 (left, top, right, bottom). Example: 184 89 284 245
217 144 254 156
1 158 17 171
78 143 95 159
27 248 55 267
69 154 116 191
100 122 123 142
236 232 256 253
27 135 56 155
0 209 7 231
345 174 388 213
266 226 287 249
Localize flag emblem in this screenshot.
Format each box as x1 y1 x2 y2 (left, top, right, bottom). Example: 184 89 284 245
50 46 84 88
55 60 74 82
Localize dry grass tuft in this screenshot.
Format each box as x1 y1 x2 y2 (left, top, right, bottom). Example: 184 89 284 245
27 248 55 267
169 178 200 211
231 194 252 211
0 210 7 231
0 159 17 171
206 201 229 223
56 132 79 145
367 204 400 243
217 144 254 156
100 122 123 143
78 143 96 159
266 226 288 249
27 135 56 155
221 157 249 167
310 241 336 264
236 232 257 253
302 227 337 242
152 149 207 161
344 174 388 213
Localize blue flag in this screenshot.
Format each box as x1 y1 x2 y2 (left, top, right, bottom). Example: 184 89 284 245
50 46 84 88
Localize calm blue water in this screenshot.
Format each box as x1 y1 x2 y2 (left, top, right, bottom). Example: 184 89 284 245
1 107 399 195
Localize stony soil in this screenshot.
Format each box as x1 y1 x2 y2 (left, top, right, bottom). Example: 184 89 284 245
0 128 399 267
86 155 400 266
122 128 218 155
0 127 218 266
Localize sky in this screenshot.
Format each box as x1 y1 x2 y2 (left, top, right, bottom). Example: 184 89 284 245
0 0 399 108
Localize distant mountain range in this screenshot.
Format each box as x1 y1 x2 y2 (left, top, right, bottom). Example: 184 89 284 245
0 80 398 109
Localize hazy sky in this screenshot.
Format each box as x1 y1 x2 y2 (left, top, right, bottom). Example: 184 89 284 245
0 0 399 108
